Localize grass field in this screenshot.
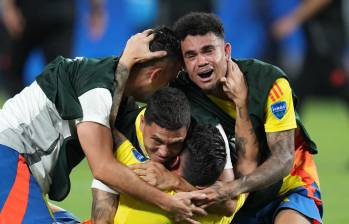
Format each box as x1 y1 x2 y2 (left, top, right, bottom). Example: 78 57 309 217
1 96 348 222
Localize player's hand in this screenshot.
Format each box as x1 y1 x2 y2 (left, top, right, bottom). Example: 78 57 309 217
191 181 228 208
119 29 167 70
167 191 208 223
220 59 248 107
130 161 180 191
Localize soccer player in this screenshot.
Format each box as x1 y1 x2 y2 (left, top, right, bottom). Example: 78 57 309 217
171 12 322 224
91 87 247 224
0 27 205 223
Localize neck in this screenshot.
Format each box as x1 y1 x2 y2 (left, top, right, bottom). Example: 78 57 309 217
207 83 230 100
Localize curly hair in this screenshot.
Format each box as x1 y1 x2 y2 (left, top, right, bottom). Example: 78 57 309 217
181 123 226 186
144 87 191 130
173 12 224 41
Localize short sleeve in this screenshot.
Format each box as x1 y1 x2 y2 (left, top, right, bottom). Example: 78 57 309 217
264 78 297 132
76 88 112 128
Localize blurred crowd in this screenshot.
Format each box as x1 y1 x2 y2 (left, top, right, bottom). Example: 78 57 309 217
0 0 348 109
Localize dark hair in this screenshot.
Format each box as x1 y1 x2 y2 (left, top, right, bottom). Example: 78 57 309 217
173 12 224 41
136 26 181 69
181 123 226 186
144 87 191 130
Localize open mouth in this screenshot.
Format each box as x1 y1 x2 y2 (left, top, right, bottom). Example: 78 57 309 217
198 69 214 79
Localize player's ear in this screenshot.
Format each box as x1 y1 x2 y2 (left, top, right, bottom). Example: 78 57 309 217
149 67 162 83
224 42 232 60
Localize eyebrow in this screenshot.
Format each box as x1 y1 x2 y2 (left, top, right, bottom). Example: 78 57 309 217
152 134 185 145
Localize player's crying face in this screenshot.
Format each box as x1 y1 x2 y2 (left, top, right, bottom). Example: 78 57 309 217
181 32 229 92
142 122 187 165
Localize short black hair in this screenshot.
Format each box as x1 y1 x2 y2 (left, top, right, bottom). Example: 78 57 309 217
173 12 224 41
181 123 226 186
136 26 181 69
144 87 191 130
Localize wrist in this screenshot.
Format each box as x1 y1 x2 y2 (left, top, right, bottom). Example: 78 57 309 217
155 192 173 212
119 56 134 71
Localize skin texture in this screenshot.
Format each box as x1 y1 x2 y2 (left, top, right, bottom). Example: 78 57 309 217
180 32 296 214
140 115 187 165
80 29 207 223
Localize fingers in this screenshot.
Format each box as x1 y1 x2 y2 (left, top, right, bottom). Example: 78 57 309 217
133 168 148 176
184 217 201 224
191 205 208 216
142 29 153 36
145 51 167 61
129 163 147 170
225 58 233 78
188 192 207 201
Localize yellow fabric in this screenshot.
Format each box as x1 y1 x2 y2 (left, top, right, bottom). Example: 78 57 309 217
113 123 243 224
208 95 237 119
278 174 306 196
196 193 247 224
208 78 296 133
135 108 147 156
264 78 297 132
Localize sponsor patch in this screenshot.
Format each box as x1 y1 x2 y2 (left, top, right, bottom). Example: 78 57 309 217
271 101 287 120
132 149 148 162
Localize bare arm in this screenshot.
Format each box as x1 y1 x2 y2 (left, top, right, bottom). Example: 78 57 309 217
130 161 197 192
91 130 124 223
272 0 332 39
91 188 119 224
81 30 206 222
229 129 295 198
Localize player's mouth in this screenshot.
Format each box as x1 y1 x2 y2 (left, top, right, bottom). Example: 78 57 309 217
197 69 214 82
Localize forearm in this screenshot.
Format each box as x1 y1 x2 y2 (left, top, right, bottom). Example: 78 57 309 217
290 0 331 25
232 129 295 195
234 104 259 177
91 188 118 224
95 159 171 211
109 62 130 129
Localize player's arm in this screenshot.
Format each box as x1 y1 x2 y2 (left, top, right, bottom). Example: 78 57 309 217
91 188 119 224
91 130 126 223
221 78 296 198
130 161 197 192
80 30 206 222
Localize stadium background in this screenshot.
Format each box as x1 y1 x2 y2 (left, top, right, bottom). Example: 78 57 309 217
0 0 348 223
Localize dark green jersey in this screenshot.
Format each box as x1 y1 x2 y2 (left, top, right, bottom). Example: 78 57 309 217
171 58 317 208
36 56 117 120
34 56 118 201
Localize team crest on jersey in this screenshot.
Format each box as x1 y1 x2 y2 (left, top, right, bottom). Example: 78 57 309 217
271 101 287 120
132 148 148 162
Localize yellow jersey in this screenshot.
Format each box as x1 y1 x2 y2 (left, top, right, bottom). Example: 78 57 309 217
113 111 246 224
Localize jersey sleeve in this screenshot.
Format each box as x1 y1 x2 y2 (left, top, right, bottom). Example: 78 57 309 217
264 78 297 132
76 88 112 128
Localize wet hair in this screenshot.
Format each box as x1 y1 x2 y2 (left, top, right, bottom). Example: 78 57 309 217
173 12 224 41
144 87 191 130
181 123 226 186
136 26 181 69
